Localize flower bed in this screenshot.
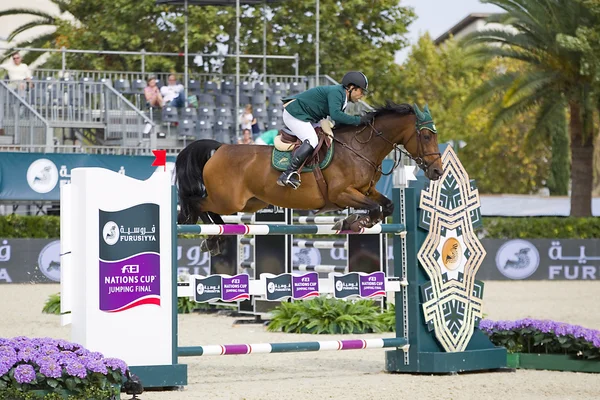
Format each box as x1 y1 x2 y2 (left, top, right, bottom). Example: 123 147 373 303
0 336 128 400
480 319 600 373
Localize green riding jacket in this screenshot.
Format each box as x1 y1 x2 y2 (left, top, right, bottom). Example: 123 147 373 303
282 84 361 126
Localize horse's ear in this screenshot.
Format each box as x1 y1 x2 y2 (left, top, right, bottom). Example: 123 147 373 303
413 103 424 120
424 104 431 114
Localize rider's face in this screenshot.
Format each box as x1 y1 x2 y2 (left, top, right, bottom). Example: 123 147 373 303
349 87 365 103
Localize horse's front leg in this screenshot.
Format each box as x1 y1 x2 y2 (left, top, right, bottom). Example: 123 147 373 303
330 188 385 232
366 189 394 221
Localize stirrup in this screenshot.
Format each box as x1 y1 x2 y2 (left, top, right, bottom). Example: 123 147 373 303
277 170 301 189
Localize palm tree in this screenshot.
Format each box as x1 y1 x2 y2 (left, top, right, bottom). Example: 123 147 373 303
462 0 598 216
0 0 69 65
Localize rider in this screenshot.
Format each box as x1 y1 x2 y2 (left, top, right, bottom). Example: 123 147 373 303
276 71 372 189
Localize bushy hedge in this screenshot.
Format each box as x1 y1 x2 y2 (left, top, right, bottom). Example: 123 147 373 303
0 215 60 238
1 215 599 239
481 217 600 239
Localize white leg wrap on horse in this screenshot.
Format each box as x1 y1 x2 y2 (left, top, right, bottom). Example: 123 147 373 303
283 109 319 148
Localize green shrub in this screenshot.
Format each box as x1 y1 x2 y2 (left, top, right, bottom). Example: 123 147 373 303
267 297 387 334
480 217 600 239
0 215 60 238
377 302 396 332
42 293 62 315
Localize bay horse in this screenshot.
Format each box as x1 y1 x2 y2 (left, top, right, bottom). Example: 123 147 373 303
175 102 443 255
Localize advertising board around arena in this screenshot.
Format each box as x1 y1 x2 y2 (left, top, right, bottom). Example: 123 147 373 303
2 238 600 283
0 153 177 202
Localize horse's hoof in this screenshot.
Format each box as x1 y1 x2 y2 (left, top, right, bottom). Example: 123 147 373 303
350 216 370 232
332 220 344 231
200 240 210 253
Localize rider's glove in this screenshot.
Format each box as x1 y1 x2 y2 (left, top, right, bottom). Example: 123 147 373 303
359 113 373 125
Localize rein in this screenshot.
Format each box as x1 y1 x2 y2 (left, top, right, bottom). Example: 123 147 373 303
333 115 441 180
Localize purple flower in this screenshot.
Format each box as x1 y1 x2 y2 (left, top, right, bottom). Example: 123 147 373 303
39 359 63 379
55 339 77 351
14 364 36 384
65 360 87 379
17 346 38 363
0 350 17 376
103 358 128 374
479 319 493 331
85 359 108 374
89 351 104 360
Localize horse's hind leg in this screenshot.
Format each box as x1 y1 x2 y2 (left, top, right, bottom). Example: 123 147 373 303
198 212 223 256
198 211 228 256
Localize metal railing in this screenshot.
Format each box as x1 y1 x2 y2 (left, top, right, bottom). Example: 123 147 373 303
1 79 156 148
0 47 299 77
0 80 52 149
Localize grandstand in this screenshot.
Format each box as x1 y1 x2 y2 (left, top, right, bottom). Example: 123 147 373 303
0 67 371 154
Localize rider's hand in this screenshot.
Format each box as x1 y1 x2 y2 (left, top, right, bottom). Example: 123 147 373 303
360 113 373 125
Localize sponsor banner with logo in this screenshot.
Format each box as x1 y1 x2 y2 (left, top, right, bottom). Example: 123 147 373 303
0 239 61 283
0 153 176 202
99 203 161 312
479 239 600 281
5 238 599 283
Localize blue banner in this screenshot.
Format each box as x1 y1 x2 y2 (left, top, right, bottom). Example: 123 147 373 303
0 153 176 201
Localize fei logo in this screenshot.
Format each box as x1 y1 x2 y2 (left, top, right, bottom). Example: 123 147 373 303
102 221 119 246
27 159 59 194
495 239 540 280
121 264 139 274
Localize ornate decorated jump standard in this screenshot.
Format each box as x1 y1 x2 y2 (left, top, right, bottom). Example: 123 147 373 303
179 338 408 357
384 145 506 373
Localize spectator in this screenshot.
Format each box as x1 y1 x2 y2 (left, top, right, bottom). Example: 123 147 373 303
1 51 33 93
160 74 185 108
144 76 164 108
255 129 278 146
240 104 256 131
238 128 255 144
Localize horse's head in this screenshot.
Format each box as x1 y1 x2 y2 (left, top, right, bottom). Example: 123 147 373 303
404 104 443 180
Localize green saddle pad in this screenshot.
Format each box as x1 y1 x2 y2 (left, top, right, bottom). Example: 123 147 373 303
271 141 334 172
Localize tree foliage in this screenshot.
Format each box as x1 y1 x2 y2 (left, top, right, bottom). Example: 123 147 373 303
461 0 599 216
390 34 550 194
2 0 415 102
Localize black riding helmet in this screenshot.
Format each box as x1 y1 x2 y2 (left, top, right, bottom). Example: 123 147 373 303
341 71 369 93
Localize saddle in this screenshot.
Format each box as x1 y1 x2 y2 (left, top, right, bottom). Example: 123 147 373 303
271 120 339 212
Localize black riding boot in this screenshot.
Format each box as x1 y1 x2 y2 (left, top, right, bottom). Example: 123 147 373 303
277 140 314 189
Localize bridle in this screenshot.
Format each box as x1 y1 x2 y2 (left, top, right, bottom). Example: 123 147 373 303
332 115 441 177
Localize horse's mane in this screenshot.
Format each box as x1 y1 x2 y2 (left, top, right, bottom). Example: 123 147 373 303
333 101 414 132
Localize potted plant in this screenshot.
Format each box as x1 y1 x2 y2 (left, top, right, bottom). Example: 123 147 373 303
480 318 600 373
0 336 128 399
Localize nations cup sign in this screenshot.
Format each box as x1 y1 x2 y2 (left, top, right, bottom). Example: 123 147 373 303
98 204 161 312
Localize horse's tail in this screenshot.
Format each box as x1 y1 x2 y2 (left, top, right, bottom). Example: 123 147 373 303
175 139 223 224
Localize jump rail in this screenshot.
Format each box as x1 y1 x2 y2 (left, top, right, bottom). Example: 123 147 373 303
177 223 406 236
179 338 409 357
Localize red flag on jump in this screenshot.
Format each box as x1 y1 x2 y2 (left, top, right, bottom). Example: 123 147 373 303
151 149 167 171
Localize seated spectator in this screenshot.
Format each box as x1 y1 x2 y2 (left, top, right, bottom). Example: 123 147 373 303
255 129 278 146
144 76 164 108
160 74 185 108
0 51 33 93
238 128 255 144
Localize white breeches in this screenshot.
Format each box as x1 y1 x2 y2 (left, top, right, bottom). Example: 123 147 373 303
282 109 320 148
